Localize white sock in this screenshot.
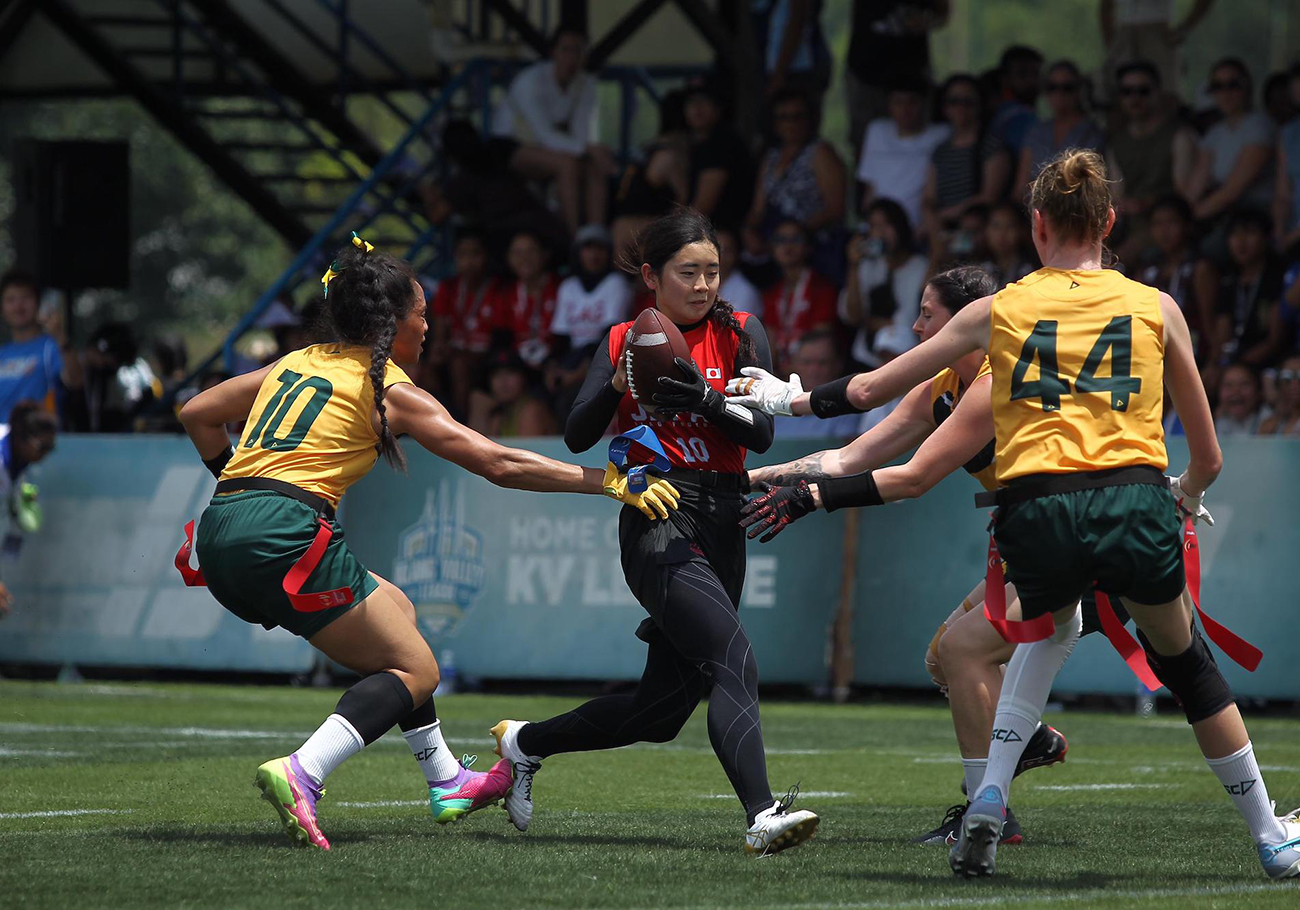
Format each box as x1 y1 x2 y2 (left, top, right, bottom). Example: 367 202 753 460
403 720 462 784
294 713 364 785
962 758 988 798
981 605 1082 805
1207 741 1287 843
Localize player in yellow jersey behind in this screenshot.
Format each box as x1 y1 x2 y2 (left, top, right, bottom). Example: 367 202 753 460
731 150 1300 881
734 266 1075 847
178 234 679 850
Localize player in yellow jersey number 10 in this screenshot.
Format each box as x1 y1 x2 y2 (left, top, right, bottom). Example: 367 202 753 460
178 234 678 850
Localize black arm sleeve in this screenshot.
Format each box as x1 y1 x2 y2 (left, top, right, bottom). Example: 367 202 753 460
707 315 776 454
563 334 625 454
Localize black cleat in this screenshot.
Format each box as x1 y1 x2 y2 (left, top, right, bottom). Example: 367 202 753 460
1014 723 1068 778
914 802 1023 846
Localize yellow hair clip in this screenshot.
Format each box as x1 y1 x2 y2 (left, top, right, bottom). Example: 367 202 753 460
321 261 343 297
351 231 375 253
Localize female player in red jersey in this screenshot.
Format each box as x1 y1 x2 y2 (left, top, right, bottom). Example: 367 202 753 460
179 235 678 850
490 207 820 855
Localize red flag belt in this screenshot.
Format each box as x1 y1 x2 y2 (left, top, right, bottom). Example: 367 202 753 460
175 517 354 613
985 518 1261 690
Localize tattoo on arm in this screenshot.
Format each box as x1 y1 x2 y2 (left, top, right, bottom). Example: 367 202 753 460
749 451 833 486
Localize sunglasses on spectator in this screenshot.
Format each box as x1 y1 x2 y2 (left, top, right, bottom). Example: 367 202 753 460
1119 84 1153 97
1045 82 1079 93
1210 79 1245 92
772 232 806 245
945 95 979 107
774 109 808 121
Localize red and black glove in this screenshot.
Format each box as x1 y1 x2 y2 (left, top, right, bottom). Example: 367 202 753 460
739 480 816 542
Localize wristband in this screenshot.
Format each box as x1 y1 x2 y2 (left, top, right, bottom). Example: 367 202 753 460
203 445 234 480
818 471 883 512
809 375 864 418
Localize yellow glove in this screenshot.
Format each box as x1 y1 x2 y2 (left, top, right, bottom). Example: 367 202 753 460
602 463 680 520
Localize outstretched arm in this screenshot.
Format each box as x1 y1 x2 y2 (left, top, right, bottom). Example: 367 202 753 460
1161 293 1222 495
385 382 603 494
747 379 935 485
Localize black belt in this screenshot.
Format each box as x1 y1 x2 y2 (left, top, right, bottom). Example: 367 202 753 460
215 477 336 520
663 468 746 490
974 465 1165 509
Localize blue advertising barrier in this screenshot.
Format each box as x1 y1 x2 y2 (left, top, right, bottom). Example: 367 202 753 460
1 434 1296 700
0 436 316 673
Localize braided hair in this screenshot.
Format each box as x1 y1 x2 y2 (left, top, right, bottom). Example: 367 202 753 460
321 239 418 471
619 205 755 360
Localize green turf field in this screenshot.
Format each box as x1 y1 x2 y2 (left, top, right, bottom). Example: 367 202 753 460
2 681 1298 909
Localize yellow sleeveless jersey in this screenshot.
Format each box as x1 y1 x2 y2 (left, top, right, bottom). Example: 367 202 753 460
929 357 998 492
989 268 1167 483
222 344 413 505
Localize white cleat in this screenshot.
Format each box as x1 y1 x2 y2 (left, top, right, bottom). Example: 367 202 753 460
744 787 819 856
1259 809 1300 880
490 719 540 832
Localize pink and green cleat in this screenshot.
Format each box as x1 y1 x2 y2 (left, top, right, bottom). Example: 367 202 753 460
254 754 330 850
429 755 513 824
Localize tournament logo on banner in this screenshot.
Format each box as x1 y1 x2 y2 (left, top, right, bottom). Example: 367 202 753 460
392 482 487 638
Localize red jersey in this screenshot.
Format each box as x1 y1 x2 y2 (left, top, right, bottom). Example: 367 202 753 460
494 275 560 367
761 269 838 363
431 274 499 352
607 312 752 474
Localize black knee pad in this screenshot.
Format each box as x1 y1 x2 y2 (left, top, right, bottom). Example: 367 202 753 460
335 671 415 744
1138 625 1234 724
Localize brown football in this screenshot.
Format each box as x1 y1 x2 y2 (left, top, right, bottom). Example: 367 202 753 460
625 308 692 406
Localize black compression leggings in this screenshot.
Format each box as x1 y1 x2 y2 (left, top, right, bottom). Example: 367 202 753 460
517 560 775 823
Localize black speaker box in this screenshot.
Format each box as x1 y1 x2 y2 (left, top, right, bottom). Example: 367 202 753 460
12 139 130 290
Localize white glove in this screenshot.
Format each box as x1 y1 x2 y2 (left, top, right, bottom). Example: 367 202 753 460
1168 473 1214 526
724 367 804 416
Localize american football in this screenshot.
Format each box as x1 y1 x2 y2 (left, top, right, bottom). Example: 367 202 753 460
624 307 692 405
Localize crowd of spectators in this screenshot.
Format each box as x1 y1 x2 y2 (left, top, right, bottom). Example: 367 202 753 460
5 4 1300 445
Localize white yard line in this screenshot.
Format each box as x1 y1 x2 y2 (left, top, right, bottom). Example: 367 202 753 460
0 809 131 820
1030 783 1171 791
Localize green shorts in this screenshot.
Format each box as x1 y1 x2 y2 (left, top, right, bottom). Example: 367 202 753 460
995 481 1185 621
193 490 377 639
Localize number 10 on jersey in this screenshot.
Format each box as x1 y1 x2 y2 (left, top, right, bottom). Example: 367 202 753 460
1010 317 1142 412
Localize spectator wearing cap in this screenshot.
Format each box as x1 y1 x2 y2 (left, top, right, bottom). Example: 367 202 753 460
1257 352 1300 436
1274 65 1300 256
857 78 950 232
922 73 1010 245
490 229 561 371
489 25 618 234
1189 58 1276 224
1107 60 1199 261
743 87 847 286
1211 210 1285 370
761 218 838 372
548 225 631 416
988 45 1044 158
1013 60 1104 201
716 227 763 317
0 270 81 425
468 350 556 439
773 329 861 439
1214 362 1264 436
1135 195 1218 364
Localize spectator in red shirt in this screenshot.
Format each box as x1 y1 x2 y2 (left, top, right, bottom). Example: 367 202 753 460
493 229 561 370
761 218 839 372
427 229 499 415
